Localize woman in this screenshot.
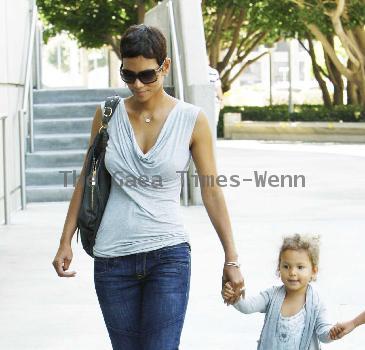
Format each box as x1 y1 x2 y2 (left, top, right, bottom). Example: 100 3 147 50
52 24 244 350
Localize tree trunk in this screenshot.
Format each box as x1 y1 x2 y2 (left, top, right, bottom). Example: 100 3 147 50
325 54 344 105
347 59 358 105
346 59 365 106
307 36 332 107
357 78 365 107
136 0 145 24
105 35 121 60
347 81 358 105
332 74 344 105
222 81 232 93
324 36 344 105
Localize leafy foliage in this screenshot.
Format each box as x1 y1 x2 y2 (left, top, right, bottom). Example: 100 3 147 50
37 0 157 52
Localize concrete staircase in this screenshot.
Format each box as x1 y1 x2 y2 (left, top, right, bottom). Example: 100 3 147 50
26 88 132 202
26 87 175 202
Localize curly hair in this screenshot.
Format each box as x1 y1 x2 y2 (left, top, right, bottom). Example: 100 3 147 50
277 233 320 276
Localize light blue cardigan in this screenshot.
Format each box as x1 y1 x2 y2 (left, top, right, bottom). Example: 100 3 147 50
233 284 333 350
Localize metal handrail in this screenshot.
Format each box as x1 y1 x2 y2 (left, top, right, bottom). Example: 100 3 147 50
1 115 9 224
167 0 189 206
167 1 185 102
22 1 37 113
18 1 38 209
35 21 43 90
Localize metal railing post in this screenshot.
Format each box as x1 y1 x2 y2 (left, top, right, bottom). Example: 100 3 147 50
29 73 34 153
18 110 27 210
15 1 38 210
167 0 190 206
35 21 43 90
21 1 37 155
167 0 185 102
1 115 10 224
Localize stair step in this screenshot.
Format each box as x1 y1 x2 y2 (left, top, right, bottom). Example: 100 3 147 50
26 185 75 202
26 87 175 203
28 133 90 151
34 102 100 119
26 166 83 186
33 87 174 104
26 150 86 168
34 117 93 134
33 88 132 104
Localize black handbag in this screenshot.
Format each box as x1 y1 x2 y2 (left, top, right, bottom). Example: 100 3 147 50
76 95 121 257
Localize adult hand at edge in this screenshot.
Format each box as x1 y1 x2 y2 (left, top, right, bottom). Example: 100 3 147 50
52 244 77 277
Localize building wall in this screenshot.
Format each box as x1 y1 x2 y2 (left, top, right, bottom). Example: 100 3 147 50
0 0 32 223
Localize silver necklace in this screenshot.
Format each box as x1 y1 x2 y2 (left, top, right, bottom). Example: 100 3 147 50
144 116 152 123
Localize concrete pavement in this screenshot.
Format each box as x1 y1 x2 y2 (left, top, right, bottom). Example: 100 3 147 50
1 140 365 349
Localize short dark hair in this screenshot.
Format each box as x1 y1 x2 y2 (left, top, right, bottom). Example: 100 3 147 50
120 24 167 66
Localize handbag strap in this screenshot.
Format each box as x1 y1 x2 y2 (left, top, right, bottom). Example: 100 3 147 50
100 95 121 131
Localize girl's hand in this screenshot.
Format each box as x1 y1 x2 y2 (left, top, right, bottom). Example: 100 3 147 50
222 265 245 305
52 244 77 277
222 281 243 305
329 321 356 340
222 282 235 304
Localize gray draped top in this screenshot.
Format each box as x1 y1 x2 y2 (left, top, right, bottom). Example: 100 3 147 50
93 98 201 257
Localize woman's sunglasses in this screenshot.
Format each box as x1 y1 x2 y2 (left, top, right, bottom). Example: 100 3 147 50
120 60 165 84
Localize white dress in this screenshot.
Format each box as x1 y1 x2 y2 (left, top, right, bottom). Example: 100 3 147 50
274 307 306 349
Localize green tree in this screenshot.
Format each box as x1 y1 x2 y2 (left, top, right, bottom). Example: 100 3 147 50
37 0 158 59
257 0 365 107
202 0 280 92
289 0 365 106
38 0 281 93
251 0 344 107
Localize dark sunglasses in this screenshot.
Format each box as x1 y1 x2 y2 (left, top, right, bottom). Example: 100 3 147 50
120 60 165 84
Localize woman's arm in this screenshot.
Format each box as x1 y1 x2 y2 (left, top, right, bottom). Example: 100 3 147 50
223 282 270 314
52 106 103 277
190 110 244 302
330 310 365 340
352 311 365 328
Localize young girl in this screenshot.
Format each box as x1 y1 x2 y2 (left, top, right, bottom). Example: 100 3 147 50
223 234 336 350
330 310 365 340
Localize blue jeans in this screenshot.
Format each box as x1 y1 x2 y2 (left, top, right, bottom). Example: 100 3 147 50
93 242 191 350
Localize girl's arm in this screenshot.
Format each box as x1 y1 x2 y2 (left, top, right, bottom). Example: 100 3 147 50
315 302 334 343
234 293 268 314
223 283 271 314
190 111 244 303
330 311 365 340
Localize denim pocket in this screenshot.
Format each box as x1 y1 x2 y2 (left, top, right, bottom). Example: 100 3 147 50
94 257 108 275
156 243 191 267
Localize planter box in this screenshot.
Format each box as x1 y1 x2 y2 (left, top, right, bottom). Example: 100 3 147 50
223 116 365 143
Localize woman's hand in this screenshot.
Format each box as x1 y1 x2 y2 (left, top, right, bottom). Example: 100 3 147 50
52 243 77 277
222 266 245 305
329 321 356 340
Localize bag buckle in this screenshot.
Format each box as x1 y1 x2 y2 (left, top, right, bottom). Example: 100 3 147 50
103 107 113 117
99 123 107 133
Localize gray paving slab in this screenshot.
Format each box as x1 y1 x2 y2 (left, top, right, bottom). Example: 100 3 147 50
1 140 365 349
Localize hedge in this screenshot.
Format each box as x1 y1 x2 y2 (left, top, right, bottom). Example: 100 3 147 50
217 104 365 138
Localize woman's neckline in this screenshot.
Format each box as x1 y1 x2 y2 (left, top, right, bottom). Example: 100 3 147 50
121 98 181 157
